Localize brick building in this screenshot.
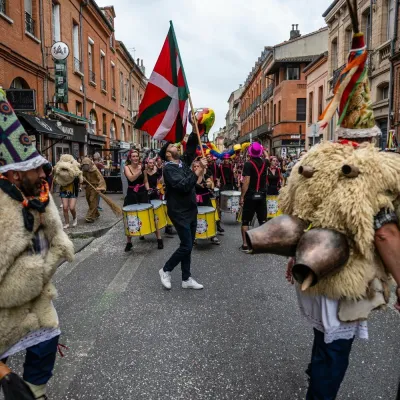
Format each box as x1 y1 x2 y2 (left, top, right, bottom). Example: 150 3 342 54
322 0 396 147
0 0 151 165
303 52 329 149
224 85 243 149
263 26 328 157
390 1 400 146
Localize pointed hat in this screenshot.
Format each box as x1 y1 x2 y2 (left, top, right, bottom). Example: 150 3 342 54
319 0 381 139
0 88 47 173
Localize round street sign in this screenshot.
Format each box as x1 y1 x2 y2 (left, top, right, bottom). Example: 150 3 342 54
51 41 70 60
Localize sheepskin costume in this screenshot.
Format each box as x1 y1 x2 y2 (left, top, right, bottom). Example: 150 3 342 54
53 154 83 187
280 141 400 302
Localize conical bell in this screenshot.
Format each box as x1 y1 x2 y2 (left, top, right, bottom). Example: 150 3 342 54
246 215 308 256
292 228 350 289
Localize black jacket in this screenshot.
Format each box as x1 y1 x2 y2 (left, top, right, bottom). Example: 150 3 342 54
164 132 198 226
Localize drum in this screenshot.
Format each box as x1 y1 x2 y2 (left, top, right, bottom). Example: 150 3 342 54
211 198 220 222
151 199 167 229
162 200 173 225
213 188 220 198
220 190 241 213
196 206 217 239
266 195 282 219
123 204 156 237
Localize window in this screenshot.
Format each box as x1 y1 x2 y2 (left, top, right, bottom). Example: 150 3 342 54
308 92 313 124
362 10 371 49
120 72 124 104
88 41 95 83
109 33 114 49
121 124 125 141
102 113 107 135
75 101 82 116
100 51 106 91
278 101 281 123
387 0 395 41
331 39 338 71
52 3 60 43
379 83 390 100
110 120 116 140
25 0 35 35
273 104 276 124
131 85 135 110
345 28 352 54
126 79 129 107
296 98 306 121
73 23 81 73
10 77 29 89
286 66 300 80
318 86 324 117
111 63 116 98
0 0 5 14
89 110 97 135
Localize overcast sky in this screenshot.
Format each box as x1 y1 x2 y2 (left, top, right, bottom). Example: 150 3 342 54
97 0 333 140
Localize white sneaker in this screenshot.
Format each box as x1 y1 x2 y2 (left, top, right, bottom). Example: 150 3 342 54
72 218 78 227
159 268 171 289
182 277 203 290
63 224 69 229
60 203 63 208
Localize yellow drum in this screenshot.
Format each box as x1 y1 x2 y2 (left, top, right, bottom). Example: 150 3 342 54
162 200 173 225
151 199 167 229
196 206 217 239
211 198 220 222
123 204 156 237
266 195 282 219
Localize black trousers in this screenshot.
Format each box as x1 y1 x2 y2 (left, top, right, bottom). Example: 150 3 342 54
163 217 197 281
242 195 267 226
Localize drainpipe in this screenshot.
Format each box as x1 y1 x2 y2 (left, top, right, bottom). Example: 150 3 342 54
39 0 46 120
80 1 88 120
388 0 399 142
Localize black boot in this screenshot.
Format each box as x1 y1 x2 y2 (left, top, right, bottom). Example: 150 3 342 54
124 242 133 252
217 221 225 233
165 225 173 235
157 239 164 249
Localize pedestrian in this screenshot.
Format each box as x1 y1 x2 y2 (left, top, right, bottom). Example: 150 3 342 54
0 89 74 400
93 152 105 210
104 154 113 177
266 156 283 220
81 157 106 223
239 142 269 252
158 132 205 290
124 149 163 251
192 159 220 245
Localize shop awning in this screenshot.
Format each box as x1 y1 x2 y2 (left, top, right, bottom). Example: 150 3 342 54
17 113 66 140
48 107 89 123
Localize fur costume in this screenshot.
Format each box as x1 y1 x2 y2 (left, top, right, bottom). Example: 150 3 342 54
53 154 83 187
280 141 400 302
0 191 74 355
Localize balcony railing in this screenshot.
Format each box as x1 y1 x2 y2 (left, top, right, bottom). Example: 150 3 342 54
0 0 6 14
101 79 107 91
112 88 116 99
25 12 35 35
74 58 83 74
331 64 346 90
89 70 96 83
379 42 391 63
262 84 275 102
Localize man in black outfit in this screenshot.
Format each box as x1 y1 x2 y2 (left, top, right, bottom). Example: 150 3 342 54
158 132 206 290
239 142 269 252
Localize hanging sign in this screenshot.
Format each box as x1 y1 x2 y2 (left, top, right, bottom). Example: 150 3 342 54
51 41 70 60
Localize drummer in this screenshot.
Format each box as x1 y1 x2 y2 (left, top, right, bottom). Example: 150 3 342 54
124 149 164 251
206 154 224 233
217 153 236 191
144 158 161 200
192 160 220 245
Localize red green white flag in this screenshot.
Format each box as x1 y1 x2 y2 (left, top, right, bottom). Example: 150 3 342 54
134 22 189 143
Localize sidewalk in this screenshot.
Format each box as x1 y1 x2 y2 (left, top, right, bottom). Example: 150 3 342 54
53 189 124 240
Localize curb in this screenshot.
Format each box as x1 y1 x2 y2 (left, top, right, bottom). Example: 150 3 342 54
67 218 122 239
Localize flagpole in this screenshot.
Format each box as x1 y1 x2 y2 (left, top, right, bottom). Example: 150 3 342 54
170 21 205 158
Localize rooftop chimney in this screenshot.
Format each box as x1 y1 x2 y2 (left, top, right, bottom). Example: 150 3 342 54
137 58 140 65
290 24 301 40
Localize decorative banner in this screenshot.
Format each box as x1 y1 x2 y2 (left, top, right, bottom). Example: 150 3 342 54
55 59 68 104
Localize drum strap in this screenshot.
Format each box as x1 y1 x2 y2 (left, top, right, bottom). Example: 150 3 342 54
249 160 266 192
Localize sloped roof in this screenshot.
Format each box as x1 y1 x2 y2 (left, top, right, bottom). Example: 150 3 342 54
302 51 329 73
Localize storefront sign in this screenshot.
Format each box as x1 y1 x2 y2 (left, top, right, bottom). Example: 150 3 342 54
290 135 300 139
119 141 130 149
55 60 68 104
6 89 36 111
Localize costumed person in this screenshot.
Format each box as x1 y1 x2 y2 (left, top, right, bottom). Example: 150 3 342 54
246 4 400 398
144 157 161 200
124 149 163 251
239 142 269 252
192 159 220 245
0 89 74 400
266 156 283 220
81 157 106 223
158 131 205 290
93 152 104 210
206 154 224 233
53 154 83 229
217 154 236 191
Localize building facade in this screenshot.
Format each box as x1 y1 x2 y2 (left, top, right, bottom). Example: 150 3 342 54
212 127 226 152
264 26 329 157
0 0 151 165
224 85 243 148
304 52 329 149
323 0 397 147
